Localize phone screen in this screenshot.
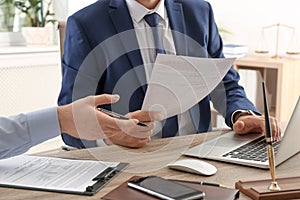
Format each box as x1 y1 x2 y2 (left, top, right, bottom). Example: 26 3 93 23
128 176 204 200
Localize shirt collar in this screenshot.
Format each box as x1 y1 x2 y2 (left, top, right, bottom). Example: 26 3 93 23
126 0 166 23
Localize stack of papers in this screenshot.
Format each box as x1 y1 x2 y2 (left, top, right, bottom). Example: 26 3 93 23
0 155 127 195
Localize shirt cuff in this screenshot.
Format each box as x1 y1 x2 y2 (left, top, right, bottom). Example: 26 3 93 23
26 107 61 146
231 109 256 124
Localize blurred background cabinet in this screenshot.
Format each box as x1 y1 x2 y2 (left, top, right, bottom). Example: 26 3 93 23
234 56 300 123
0 46 61 116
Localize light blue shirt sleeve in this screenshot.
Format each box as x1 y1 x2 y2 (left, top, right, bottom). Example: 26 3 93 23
0 107 61 159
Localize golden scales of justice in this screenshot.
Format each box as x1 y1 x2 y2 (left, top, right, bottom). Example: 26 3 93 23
255 23 300 59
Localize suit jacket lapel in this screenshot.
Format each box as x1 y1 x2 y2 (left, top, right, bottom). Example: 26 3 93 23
165 0 188 56
107 0 188 94
109 0 147 92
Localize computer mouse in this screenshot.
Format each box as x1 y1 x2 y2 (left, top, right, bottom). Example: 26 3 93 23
167 159 217 176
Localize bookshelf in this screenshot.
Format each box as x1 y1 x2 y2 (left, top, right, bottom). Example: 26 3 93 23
234 56 300 123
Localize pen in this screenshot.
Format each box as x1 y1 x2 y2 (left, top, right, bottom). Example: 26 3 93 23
61 146 70 151
262 82 280 191
98 107 148 127
170 179 227 188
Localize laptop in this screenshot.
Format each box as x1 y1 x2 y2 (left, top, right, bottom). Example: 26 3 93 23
183 96 300 169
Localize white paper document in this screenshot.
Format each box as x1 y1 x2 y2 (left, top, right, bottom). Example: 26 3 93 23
0 155 123 194
142 54 235 118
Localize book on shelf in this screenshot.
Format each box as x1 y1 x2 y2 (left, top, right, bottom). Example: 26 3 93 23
223 44 248 58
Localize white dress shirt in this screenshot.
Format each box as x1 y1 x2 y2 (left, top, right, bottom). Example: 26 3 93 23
0 108 60 159
126 0 196 138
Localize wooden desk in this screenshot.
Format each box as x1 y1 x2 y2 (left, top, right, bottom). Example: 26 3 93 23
1 132 300 200
234 56 300 123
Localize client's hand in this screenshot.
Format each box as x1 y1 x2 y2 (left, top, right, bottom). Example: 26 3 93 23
104 110 163 148
58 94 162 145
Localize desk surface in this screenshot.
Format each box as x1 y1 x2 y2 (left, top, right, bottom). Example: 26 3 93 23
1 131 300 200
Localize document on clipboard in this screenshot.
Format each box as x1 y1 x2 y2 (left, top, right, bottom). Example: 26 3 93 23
0 155 128 195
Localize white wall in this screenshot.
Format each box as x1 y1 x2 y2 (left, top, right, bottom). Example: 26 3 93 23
53 0 96 20
67 0 97 16
207 0 300 57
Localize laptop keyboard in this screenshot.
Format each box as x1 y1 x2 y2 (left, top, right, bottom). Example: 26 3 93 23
222 136 281 162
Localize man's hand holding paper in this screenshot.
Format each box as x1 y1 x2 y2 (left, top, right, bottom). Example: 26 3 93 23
142 54 235 119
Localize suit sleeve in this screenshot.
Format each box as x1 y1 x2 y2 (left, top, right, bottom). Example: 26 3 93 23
205 2 260 128
58 17 96 106
57 17 99 148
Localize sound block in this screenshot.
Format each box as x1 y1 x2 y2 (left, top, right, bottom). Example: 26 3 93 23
235 176 300 200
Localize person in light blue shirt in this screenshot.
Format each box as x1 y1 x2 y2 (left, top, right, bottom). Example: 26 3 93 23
0 94 157 159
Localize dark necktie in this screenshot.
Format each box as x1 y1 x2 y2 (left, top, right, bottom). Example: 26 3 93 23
144 13 165 55
144 13 178 138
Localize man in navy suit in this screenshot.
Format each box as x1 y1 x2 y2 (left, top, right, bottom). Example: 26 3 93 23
58 0 281 149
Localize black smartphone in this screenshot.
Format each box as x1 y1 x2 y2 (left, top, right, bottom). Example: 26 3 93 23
127 176 205 200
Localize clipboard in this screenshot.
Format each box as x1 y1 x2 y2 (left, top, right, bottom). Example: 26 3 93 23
0 155 128 196
84 162 128 195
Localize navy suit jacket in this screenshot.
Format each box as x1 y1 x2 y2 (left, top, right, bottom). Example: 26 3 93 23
58 0 258 148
